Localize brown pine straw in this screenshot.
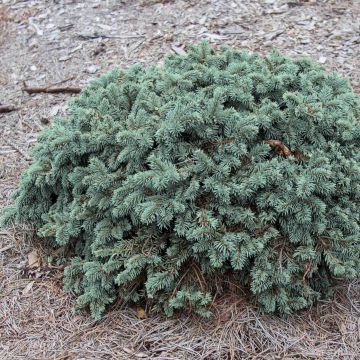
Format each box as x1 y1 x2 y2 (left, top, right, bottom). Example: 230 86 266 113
1 224 359 360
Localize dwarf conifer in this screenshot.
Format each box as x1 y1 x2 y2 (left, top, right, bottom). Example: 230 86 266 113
2 43 360 319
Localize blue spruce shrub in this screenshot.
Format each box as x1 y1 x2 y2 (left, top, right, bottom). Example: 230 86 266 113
2 43 360 319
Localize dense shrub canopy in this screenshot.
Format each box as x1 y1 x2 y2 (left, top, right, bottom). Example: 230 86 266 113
3 43 360 318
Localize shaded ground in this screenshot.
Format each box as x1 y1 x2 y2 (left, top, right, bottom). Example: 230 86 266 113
0 0 360 359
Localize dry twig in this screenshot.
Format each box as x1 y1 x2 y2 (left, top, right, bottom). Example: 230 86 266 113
22 84 81 94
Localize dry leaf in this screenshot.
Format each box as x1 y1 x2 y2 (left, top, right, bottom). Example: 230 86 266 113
122 347 133 355
265 139 292 157
28 250 40 268
22 281 35 295
136 306 147 319
135 352 148 358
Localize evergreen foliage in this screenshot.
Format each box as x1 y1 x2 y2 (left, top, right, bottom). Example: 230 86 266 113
2 43 360 319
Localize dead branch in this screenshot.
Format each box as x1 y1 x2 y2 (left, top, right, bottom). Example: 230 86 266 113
0 105 17 113
200 207 208 226
302 262 313 286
